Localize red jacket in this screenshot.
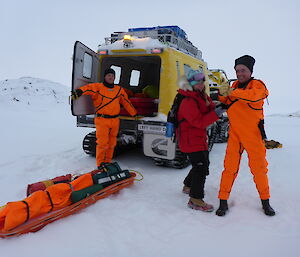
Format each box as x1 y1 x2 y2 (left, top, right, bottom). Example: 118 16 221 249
176 89 219 153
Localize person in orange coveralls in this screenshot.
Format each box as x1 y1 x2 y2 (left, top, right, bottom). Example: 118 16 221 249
216 55 275 216
72 68 137 168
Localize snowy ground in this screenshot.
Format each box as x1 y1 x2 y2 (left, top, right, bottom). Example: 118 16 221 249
0 78 299 257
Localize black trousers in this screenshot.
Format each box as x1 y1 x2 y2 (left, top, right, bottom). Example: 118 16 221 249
184 151 209 199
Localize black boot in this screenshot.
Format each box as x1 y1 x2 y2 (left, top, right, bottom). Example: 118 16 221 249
216 199 228 216
261 199 275 216
97 162 110 170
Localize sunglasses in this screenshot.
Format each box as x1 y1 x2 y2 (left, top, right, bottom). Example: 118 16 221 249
188 72 205 83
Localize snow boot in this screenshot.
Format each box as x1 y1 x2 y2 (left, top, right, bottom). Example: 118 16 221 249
97 162 110 170
216 199 228 216
182 185 190 195
261 199 275 216
188 197 214 212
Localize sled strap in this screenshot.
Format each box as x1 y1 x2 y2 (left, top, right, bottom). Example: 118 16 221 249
130 170 144 181
46 191 54 212
68 183 74 192
22 201 30 223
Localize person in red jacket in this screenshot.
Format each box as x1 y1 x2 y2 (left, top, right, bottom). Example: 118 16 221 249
72 68 137 168
176 70 223 212
216 55 275 216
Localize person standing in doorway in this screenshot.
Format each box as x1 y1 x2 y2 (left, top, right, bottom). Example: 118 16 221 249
72 68 137 168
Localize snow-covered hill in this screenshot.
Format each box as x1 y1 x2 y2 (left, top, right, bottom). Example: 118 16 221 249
0 77 69 110
0 78 299 257
268 111 300 118
0 77 88 164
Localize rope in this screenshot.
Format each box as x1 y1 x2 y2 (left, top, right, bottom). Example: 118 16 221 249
130 170 144 181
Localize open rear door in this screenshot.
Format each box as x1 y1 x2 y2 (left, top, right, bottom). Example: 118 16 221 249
71 41 99 116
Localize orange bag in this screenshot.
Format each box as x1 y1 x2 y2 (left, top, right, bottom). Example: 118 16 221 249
0 173 93 232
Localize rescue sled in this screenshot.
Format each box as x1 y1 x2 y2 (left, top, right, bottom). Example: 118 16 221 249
0 170 136 239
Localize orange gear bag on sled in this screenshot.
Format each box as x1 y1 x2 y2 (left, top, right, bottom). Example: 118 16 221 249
0 162 138 238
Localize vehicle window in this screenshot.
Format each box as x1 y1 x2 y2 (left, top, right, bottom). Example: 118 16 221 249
83 53 92 79
130 70 140 86
176 61 180 79
184 64 192 76
110 65 121 84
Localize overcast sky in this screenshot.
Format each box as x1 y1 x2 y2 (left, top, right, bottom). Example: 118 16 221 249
1 0 299 114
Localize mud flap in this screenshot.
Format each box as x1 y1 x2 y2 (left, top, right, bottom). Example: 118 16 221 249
143 134 176 160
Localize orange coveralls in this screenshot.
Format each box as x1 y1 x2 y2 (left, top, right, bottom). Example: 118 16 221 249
79 83 137 166
218 79 270 200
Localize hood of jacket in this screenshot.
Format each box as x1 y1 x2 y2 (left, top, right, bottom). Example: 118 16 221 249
178 75 193 91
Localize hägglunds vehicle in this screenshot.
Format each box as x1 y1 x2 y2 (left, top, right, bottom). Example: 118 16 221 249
71 26 229 168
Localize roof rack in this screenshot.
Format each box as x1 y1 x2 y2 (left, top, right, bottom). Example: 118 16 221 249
104 26 202 60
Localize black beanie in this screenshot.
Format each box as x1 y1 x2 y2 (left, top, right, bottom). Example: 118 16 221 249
104 68 116 76
234 55 255 73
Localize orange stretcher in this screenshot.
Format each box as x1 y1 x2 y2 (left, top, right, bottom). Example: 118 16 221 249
0 172 136 238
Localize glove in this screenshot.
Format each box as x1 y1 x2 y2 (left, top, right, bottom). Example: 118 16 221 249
216 103 228 110
219 81 232 97
215 106 226 118
71 89 83 100
265 139 282 149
